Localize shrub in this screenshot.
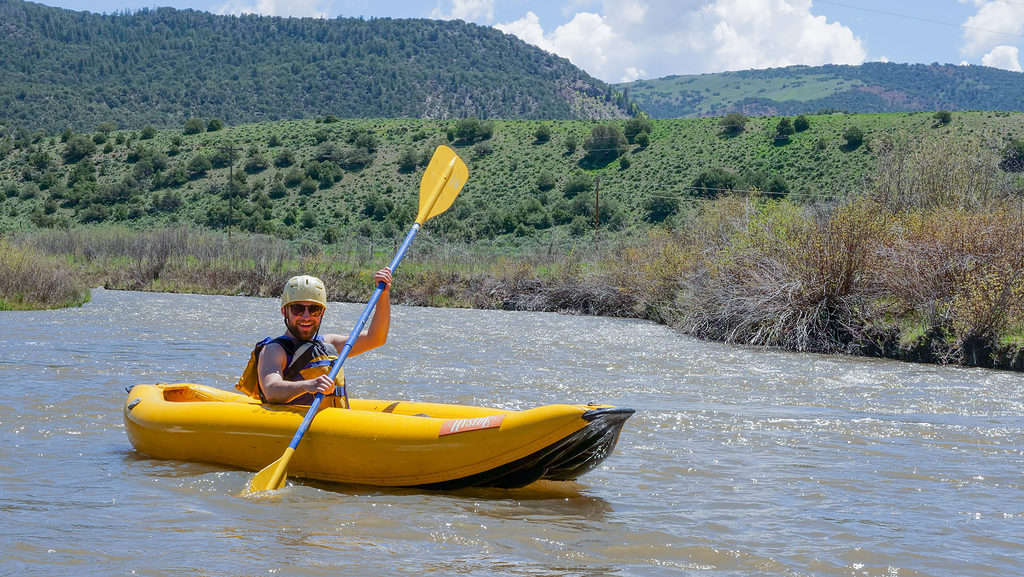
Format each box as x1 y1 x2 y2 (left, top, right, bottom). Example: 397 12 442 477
933 110 952 126
268 179 288 199
283 167 304 187
583 124 627 164
794 115 810 132
274 149 295 168
564 133 578 154
533 124 552 143
244 152 269 174
187 154 212 177
536 171 556 191
207 118 224 132
624 117 653 144
691 167 739 197
1000 138 1024 172
562 171 592 197
298 177 318 196
473 141 493 158
842 125 865 149
719 113 747 136
453 118 493 144
644 194 679 223
63 135 96 163
397 148 418 173
774 118 794 143
183 118 205 135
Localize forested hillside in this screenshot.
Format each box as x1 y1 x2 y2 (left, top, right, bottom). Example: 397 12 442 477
0 0 635 133
3 111 1022 245
622 63 1024 118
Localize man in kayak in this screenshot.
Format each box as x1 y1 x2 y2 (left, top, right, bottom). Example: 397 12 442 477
244 269 392 406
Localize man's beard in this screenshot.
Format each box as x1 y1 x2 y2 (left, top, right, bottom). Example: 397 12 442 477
285 316 321 341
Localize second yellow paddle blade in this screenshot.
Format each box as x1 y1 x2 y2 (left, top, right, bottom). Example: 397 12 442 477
416 145 468 224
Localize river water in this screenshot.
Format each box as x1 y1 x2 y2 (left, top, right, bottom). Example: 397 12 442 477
1 288 1021 576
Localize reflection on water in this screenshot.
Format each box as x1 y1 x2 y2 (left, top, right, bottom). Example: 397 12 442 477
1 288 1022 576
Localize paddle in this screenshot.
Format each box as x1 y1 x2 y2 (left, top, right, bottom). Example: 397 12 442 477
246 145 468 494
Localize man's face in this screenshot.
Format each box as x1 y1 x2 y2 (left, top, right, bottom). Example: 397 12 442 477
282 301 324 341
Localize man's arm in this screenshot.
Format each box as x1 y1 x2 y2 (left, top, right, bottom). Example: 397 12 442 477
257 342 334 403
327 268 392 358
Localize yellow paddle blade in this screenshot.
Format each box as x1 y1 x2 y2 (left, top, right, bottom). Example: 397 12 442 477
246 447 294 493
416 145 468 224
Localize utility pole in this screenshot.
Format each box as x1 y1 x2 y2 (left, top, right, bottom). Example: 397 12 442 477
219 144 242 239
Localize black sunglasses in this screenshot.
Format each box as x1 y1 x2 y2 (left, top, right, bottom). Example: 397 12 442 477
288 303 324 317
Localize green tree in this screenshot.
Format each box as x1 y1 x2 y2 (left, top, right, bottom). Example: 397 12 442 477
793 115 810 132
933 110 952 126
183 118 205 135
274 149 295 168
1000 138 1024 172
207 118 224 132
643 194 679 223
842 125 865 149
397 148 418 173
564 133 578 155
624 117 652 144
63 135 96 163
562 171 592 197
533 124 552 143
96 122 117 138
692 167 739 197
583 124 627 164
719 113 747 136
774 117 794 143
536 170 556 191
244 151 268 173
187 154 212 177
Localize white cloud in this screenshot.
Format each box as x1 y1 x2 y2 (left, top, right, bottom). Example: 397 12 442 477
215 0 328 17
496 10 635 81
494 11 555 53
495 0 865 82
981 45 1022 71
431 0 495 23
961 1 1024 57
704 0 865 72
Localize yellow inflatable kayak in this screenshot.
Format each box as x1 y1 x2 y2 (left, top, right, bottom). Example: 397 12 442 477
124 383 633 489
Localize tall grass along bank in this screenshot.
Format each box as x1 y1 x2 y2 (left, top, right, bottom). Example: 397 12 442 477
0 239 89 309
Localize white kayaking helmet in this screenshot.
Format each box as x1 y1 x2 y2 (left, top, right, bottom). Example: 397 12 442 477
281 275 327 308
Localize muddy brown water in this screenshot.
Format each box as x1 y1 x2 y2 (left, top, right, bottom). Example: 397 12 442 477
1 288 1021 576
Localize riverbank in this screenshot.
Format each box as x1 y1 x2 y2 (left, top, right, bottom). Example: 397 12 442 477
4 187 1023 371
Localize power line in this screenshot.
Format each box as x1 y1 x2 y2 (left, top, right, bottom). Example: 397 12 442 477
816 0 1024 42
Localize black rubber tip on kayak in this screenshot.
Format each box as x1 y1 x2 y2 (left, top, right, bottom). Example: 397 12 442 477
582 407 636 422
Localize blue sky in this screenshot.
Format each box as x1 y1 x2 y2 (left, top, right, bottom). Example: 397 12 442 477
35 1 1024 82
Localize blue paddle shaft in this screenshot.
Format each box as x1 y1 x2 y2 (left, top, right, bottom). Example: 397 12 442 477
284 223 421 451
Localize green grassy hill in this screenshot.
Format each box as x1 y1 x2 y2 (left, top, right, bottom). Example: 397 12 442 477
622 63 1024 118
0 0 634 133
2 111 1022 246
